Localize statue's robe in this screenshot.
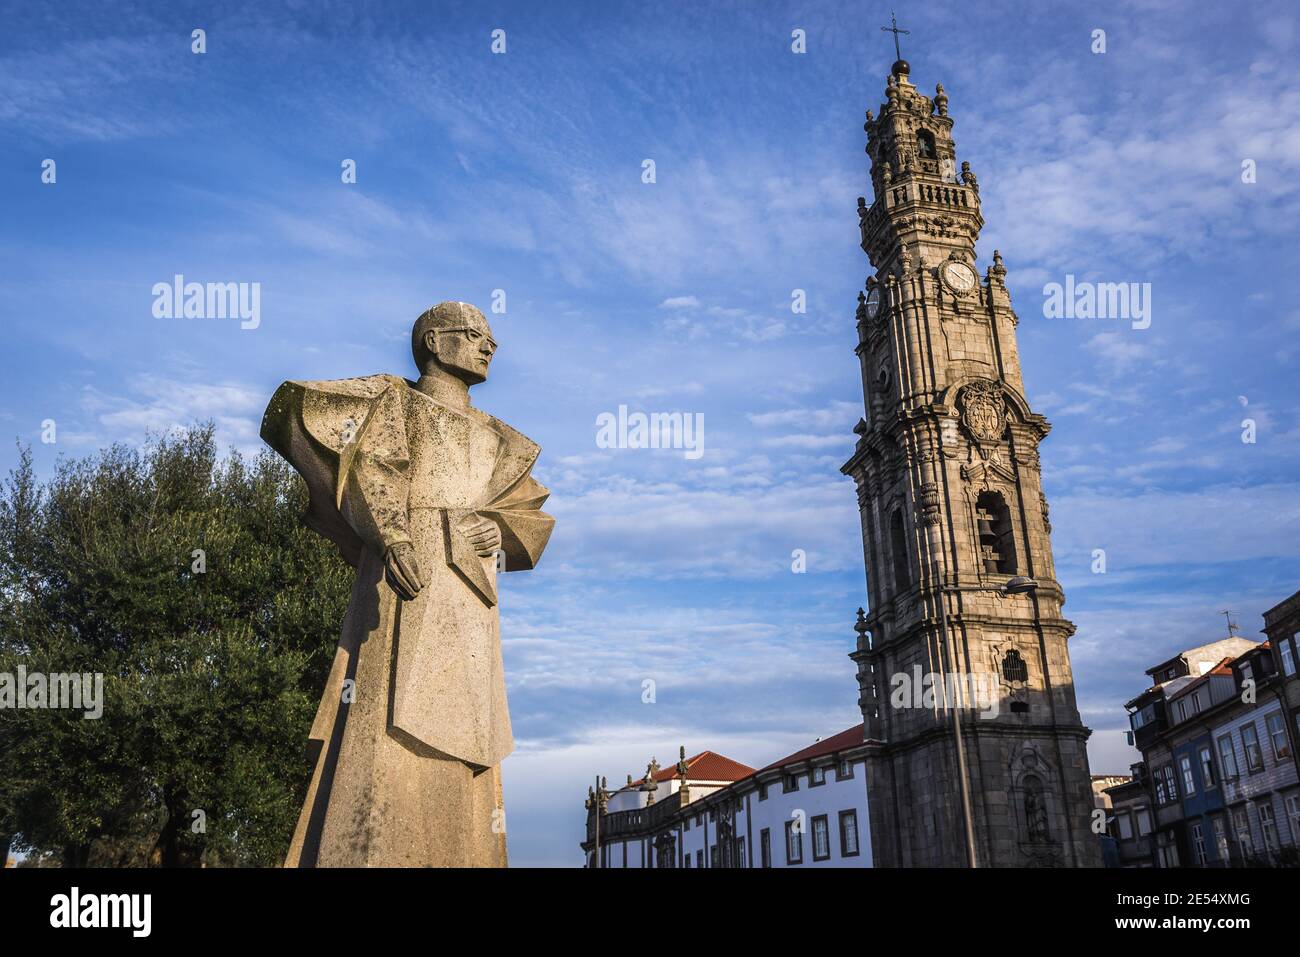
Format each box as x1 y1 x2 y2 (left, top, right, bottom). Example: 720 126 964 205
260 374 553 867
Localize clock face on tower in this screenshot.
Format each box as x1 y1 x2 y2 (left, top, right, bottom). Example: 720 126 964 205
942 260 977 295
865 287 882 318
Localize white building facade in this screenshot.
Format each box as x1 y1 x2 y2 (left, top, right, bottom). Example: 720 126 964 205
583 724 873 868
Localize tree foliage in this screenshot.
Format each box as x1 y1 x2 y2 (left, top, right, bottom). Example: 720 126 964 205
0 425 352 866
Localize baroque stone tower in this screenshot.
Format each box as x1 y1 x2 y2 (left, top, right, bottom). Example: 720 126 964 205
843 57 1101 867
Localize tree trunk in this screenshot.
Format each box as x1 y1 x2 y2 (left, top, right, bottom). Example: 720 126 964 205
62 843 90 867
152 795 202 867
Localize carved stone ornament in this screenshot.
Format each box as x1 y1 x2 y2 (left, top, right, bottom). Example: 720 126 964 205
917 482 942 526
959 379 1006 444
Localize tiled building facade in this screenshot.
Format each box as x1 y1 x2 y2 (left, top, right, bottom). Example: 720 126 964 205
1109 590 1300 867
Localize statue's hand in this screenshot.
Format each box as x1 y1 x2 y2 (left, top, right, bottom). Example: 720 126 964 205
462 516 502 558
384 542 424 601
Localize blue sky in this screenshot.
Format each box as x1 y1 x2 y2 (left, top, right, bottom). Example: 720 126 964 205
2 0 1298 866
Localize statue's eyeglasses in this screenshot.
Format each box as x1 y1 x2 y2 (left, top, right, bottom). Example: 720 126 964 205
436 326 497 353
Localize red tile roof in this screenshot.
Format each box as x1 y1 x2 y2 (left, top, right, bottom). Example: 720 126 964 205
758 723 865 772
625 751 756 789
608 725 866 801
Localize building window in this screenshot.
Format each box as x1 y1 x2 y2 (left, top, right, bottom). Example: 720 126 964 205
1233 808 1253 858
683 816 690 831
1260 805 1279 853
1216 735 1238 781
837 759 854 780
1002 650 1029 683
1286 795 1300 845
1213 816 1230 864
1022 775 1049 842
1191 823 1207 866
783 773 799 793
1156 830 1180 868
840 810 860 856
758 783 768 801
785 820 803 864
696 849 703 869
810 815 831 861
1281 638 1297 677
810 765 826 787
1267 712 1290 761
976 491 1017 574
889 508 911 592
1199 746 1216 788
1177 699 1189 722
1154 765 1177 805
710 846 719 868
760 828 771 868
736 837 746 868
1192 690 1203 712
1136 809 1152 836
683 854 691 868
1241 724 1264 772
1180 755 1196 797
1116 812 1134 840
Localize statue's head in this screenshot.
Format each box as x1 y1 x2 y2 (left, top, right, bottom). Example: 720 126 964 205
411 301 496 385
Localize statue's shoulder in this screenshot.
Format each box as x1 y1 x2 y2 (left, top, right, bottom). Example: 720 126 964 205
263 375 409 456
279 373 406 401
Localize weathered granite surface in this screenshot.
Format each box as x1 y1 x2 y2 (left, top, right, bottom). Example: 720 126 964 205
261 301 553 867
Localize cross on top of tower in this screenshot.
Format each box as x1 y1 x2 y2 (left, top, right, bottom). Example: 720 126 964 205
880 10 910 72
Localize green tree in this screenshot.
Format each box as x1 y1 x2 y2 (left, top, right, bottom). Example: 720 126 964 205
0 425 352 866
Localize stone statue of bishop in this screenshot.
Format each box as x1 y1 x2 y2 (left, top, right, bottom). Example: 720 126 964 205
260 301 554 867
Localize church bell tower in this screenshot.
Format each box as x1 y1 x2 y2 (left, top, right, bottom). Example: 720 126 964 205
843 52 1101 867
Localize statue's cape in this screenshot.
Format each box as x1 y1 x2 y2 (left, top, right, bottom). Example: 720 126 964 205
259 374 554 576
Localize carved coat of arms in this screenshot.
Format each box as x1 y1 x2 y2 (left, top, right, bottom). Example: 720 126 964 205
960 379 1006 443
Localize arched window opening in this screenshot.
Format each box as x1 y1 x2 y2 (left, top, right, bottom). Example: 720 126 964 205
976 491 1017 575
916 129 937 160
1003 650 1028 683
890 508 911 594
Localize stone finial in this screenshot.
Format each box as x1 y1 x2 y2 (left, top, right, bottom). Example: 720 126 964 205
961 161 978 191
854 608 871 649
676 745 689 778
934 83 949 116
989 249 1007 284
857 290 868 323
883 162 894 185
864 108 874 129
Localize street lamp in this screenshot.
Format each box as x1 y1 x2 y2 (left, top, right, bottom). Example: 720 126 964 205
934 573 1038 867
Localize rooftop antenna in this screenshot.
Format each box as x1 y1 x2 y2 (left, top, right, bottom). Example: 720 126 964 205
1221 610 1241 638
